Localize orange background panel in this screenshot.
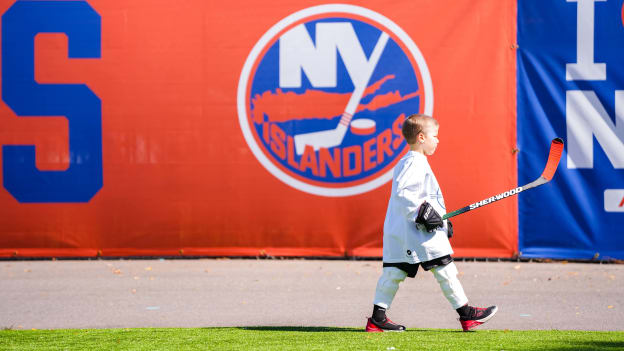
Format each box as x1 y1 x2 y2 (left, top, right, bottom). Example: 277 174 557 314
0 0 517 258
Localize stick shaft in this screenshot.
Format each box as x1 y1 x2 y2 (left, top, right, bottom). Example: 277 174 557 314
443 185 526 220
344 32 388 114
442 138 563 220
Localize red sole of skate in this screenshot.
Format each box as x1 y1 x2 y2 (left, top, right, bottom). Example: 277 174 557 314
460 306 498 332
365 318 405 333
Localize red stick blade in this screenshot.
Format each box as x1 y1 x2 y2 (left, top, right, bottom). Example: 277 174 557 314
540 138 564 181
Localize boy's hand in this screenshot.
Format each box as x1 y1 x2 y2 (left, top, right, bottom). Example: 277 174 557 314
415 201 443 232
447 220 453 238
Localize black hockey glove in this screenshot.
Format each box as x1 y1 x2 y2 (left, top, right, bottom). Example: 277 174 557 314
415 201 443 232
447 220 453 239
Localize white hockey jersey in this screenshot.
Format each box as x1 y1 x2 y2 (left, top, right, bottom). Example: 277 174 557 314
383 150 453 264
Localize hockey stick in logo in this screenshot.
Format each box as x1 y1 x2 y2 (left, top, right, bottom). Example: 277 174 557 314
293 32 390 155
443 138 564 220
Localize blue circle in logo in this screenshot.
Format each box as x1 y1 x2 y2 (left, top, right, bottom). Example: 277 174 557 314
238 5 433 197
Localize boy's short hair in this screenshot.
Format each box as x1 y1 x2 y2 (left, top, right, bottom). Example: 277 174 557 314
402 114 438 144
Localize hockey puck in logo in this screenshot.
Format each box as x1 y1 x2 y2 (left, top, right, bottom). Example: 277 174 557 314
350 118 376 135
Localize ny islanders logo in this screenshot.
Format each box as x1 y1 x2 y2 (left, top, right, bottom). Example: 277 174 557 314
237 5 432 196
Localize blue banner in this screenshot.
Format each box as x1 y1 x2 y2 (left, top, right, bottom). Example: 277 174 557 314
518 0 624 259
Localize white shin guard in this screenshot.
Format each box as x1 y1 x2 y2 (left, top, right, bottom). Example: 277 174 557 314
430 262 469 309
373 267 407 309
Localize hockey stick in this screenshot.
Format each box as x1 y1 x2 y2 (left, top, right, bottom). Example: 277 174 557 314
293 32 389 155
442 138 564 220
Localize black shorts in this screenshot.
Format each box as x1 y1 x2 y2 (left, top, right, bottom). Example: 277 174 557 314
382 255 453 278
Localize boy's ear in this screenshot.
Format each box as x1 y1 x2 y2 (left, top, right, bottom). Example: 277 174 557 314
417 132 425 143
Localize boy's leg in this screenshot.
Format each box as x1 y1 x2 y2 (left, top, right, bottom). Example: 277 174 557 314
373 267 408 309
429 262 468 309
430 262 497 331
367 267 407 332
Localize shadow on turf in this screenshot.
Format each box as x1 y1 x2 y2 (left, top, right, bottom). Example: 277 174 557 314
236 327 363 333
234 327 465 333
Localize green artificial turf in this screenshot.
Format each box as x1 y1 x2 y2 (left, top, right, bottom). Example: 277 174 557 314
1 327 624 351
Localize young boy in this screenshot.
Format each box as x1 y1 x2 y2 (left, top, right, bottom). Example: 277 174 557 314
365 114 497 332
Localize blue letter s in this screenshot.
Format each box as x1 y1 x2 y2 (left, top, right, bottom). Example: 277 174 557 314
2 1 102 202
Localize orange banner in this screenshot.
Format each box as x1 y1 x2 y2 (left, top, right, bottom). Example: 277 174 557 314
0 0 516 258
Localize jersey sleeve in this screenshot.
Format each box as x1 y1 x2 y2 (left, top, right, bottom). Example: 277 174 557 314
393 159 427 223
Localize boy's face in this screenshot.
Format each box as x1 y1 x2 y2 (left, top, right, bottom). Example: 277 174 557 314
420 124 439 156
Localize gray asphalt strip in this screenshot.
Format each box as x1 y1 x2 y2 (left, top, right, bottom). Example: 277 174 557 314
1 259 622 331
